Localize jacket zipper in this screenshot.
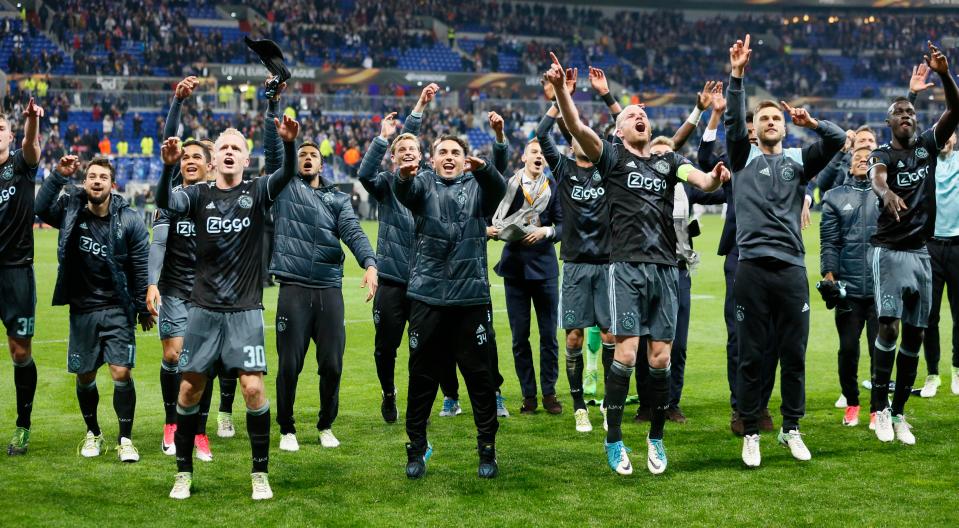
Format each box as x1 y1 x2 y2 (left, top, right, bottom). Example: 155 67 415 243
860 188 867 297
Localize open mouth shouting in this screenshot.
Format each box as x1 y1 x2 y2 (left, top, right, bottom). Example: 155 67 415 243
442 161 456 172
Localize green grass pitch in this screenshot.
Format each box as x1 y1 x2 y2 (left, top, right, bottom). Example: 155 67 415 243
1 214 956 526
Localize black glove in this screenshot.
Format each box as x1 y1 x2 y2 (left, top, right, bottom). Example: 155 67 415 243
815 279 847 310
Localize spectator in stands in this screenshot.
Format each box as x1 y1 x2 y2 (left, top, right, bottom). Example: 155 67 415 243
320 135 333 163
140 135 154 157
132 113 143 140
343 140 361 177
98 136 111 156
103 114 114 138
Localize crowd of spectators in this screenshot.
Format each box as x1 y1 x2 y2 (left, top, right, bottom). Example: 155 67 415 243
41 1 248 77
2 2 953 98
5 1 958 184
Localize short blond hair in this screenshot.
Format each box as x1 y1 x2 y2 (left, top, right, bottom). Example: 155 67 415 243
650 136 675 150
214 128 248 152
390 133 419 154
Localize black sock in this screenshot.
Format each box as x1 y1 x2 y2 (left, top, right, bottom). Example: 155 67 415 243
219 376 237 413
113 379 136 441
197 377 214 435
175 404 199 473
872 338 896 412
160 360 179 425
604 360 633 444
566 347 586 410
247 402 271 473
891 349 920 416
76 379 101 436
601 343 615 384
13 358 37 429
649 366 670 440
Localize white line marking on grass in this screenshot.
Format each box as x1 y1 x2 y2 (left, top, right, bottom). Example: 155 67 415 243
3 309 511 346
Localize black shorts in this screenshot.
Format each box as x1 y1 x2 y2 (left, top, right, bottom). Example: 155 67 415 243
0 265 36 338
68 307 136 373
609 262 679 340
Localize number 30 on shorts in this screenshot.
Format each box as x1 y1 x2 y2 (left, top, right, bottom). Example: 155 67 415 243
243 345 266 368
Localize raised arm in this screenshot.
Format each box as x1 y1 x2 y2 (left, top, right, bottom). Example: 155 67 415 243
157 139 192 214
403 83 438 136
467 156 507 217
488 111 509 175
908 63 934 106
262 79 287 175
548 53 603 162
35 154 78 227
783 101 846 179
724 35 753 172
542 75 575 145
536 105 564 172
925 42 959 146
698 90 726 171
357 112 395 200
259 115 300 202
165 77 197 140
21 97 42 166
672 81 719 150
589 66 623 118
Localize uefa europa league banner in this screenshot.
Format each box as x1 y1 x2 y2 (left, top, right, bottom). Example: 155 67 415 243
209 63 546 95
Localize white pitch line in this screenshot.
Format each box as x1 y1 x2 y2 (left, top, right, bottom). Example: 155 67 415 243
3 309 511 346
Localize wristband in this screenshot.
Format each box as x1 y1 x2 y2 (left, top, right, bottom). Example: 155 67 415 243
601 92 616 106
686 106 703 126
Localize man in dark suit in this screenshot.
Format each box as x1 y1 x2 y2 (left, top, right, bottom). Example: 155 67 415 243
490 139 564 414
